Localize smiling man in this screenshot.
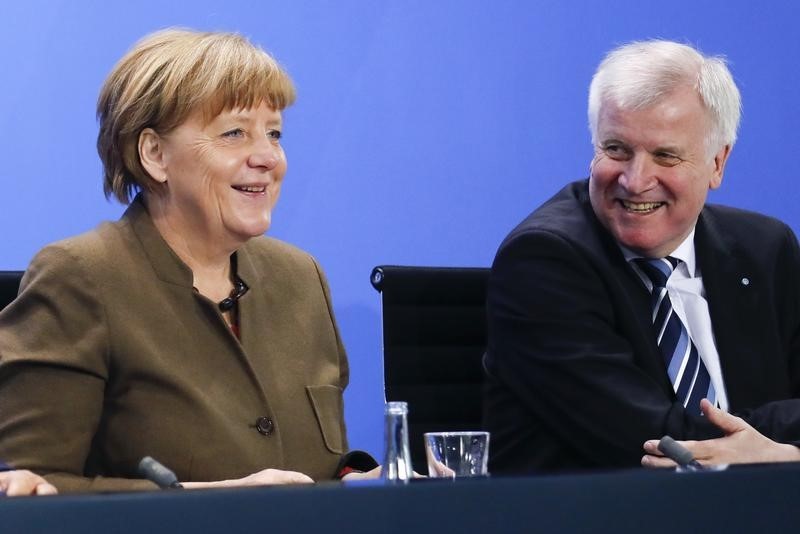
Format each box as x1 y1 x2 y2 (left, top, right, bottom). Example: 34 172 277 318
483 40 800 473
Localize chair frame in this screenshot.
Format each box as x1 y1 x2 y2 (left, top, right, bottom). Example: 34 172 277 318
371 264 490 473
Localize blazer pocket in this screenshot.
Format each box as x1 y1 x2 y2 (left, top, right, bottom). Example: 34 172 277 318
306 385 345 454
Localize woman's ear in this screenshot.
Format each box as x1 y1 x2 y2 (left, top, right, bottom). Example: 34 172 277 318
138 128 168 184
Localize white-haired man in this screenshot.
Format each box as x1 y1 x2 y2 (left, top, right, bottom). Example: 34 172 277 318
484 40 800 473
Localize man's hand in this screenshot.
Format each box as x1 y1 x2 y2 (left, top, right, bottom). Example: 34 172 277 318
0 470 58 497
642 399 800 467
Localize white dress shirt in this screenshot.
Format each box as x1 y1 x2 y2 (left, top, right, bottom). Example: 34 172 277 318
622 230 729 411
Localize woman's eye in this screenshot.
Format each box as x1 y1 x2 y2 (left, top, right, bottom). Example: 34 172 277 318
222 128 244 138
268 129 282 141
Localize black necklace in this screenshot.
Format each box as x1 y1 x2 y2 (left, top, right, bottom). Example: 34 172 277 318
218 276 249 312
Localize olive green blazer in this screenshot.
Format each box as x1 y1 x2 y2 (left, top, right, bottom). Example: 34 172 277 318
0 198 349 493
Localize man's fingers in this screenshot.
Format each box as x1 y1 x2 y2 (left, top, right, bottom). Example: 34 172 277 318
643 440 664 456
700 398 745 434
678 439 714 461
641 454 677 468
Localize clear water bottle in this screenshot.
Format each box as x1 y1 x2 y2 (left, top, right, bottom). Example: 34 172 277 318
381 401 412 482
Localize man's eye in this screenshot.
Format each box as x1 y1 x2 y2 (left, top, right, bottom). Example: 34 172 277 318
602 144 629 159
268 129 282 141
222 128 244 138
654 152 681 166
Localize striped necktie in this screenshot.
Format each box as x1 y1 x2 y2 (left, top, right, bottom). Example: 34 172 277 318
634 257 717 415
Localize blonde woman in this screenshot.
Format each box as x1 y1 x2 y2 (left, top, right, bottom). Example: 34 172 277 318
0 28 376 493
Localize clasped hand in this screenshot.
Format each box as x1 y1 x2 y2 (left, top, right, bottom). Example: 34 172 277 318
642 399 800 468
0 470 58 497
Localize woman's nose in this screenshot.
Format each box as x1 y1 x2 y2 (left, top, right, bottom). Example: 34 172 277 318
248 137 281 170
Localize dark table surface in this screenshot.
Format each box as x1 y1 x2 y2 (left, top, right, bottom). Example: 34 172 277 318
3 463 800 533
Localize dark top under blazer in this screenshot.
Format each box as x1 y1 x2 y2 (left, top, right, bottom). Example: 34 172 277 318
484 180 800 473
0 198 350 492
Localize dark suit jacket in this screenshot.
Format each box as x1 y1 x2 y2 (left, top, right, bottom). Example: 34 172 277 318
0 198 350 492
484 180 800 473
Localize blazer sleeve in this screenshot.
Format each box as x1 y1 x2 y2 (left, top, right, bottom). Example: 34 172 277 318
0 244 157 492
310 256 350 455
486 229 721 467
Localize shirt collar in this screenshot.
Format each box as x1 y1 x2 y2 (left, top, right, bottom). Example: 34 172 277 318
619 228 698 277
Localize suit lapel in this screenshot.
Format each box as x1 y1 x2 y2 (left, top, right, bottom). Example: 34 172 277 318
579 185 677 396
696 208 764 409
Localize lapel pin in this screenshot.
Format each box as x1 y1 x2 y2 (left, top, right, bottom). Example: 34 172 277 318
741 277 750 286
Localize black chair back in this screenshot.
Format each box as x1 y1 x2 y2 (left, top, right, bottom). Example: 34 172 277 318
0 271 23 311
371 265 490 474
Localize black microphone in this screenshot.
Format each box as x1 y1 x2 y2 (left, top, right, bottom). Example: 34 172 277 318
658 435 706 471
137 456 184 489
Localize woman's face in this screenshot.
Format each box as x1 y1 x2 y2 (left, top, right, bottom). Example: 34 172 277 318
155 101 287 247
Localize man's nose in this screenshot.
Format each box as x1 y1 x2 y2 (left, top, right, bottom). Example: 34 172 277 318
619 154 655 194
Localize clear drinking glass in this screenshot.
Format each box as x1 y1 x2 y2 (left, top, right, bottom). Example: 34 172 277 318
424 431 489 478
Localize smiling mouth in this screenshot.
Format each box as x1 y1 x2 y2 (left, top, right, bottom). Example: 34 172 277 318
232 185 267 194
619 199 665 213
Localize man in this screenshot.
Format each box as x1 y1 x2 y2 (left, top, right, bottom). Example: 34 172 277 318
484 40 800 473
0 461 57 497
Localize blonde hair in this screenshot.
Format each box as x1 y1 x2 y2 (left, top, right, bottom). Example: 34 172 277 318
97 28 296 204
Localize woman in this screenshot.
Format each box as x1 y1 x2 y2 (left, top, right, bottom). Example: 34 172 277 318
0 28 375 493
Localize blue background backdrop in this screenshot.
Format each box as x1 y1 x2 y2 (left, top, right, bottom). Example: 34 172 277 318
1 0 798 462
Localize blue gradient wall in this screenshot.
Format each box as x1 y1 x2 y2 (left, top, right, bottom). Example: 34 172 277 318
1 0 798 460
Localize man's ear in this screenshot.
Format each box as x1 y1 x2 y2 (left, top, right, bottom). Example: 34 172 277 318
138 128 169 184
709 144 731 190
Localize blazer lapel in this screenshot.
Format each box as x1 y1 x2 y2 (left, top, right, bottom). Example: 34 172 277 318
234 242 284 392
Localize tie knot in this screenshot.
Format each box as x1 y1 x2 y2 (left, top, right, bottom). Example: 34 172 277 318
634 257 679 289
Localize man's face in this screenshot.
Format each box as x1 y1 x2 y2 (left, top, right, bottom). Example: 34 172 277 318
589 85 730 258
